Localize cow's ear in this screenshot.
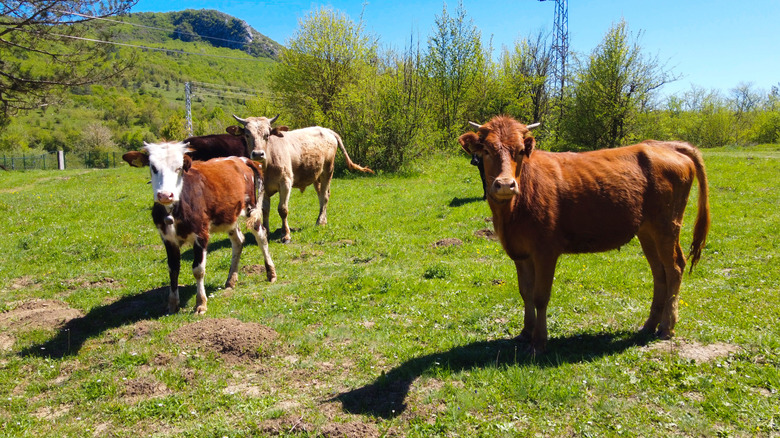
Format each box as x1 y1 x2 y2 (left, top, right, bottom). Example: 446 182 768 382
270 126 288 137
183 155 192 172
458 132 482 155
523 134 536 157
226 125 244 136
122 151 149 168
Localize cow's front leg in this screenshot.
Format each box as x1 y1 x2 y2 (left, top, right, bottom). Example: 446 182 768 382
529 255 558 354
278 179 293 243
192 239 208 314
262 192 272 237
514 259 536 343
163 241 181 314
225 224 244 289
249 209 277 283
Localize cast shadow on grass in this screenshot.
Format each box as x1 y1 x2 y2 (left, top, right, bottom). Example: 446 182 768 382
19 285 198 359
332 330 652 419
448 196 484 208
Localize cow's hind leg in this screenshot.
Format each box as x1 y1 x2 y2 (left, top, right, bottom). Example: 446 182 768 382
638 227 667 335
225 224 244 289
657 239 686 339
164 241 181 314
314 175 331 226
192 239 209 314
639 226 685 339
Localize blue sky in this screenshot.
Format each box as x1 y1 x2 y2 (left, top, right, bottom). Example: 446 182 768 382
131 0 780 98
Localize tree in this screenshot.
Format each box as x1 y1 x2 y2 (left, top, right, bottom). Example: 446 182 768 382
271 7 377 127
562 20 677 149
0 1 138 129
425 1 484 149
494 31 553 126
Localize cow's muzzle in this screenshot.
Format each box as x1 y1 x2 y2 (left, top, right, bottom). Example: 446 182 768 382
250 150 266 161
491 177 519 200
156 191 175 205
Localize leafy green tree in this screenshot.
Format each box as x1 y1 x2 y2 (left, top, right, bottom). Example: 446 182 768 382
271 7 377 127
425 1 484 149
0 0 138 129
562 20 677 149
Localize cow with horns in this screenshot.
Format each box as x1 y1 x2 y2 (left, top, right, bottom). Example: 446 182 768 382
123 142 276 314
459 115 710 353
230 114 374 243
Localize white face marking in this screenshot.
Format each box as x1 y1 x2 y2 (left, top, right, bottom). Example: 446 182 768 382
143 142 189 205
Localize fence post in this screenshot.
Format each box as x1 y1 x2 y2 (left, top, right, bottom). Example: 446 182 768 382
57 151 65 170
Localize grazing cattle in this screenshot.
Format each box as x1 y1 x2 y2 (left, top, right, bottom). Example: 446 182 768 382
122 142 276 314
183 128 248 161
461 123 540 200
459 115 710 353
230 114 374 243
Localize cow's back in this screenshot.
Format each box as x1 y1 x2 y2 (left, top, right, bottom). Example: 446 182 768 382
185 134 247 161
189 158 256 229
506 143 698 255
265 126 339 191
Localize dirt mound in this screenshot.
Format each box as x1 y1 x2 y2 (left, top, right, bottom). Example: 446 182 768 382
433 238 462 248
172 318 277 362
241 264 269 276
644 339 741 363
124 376 170 398
0 299 83 331
474 228 498 241
258 415 379 437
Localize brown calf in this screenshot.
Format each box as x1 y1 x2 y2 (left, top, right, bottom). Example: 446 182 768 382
123 142 276 314
459 115 710 353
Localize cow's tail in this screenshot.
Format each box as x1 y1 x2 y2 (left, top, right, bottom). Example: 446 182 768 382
676 143 711 273
333 132 374 174
243 158 265 229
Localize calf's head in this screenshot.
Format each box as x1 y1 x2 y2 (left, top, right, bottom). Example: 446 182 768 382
458 116 539 202
122 142 192 206
230 114 289 162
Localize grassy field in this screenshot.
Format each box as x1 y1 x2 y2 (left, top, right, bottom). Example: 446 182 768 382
0 146 778 437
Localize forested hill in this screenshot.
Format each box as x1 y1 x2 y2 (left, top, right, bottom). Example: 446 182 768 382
125 10 283 59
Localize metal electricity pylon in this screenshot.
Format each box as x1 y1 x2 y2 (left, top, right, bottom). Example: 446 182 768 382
538 0 568 100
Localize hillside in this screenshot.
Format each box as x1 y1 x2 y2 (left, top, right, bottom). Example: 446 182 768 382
125 10 284 60
0 9 282 153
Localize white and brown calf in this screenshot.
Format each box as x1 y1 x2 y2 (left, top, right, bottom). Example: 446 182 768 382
123 142 276 314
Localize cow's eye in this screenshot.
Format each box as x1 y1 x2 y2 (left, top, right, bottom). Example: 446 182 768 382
151 165 159 175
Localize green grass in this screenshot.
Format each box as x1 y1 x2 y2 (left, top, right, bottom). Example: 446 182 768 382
0 147 779 436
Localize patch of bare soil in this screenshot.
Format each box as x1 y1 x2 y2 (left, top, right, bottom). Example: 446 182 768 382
475 228 498 241
291 251 325 263
123 376 170 400
0 299 83 332
433 238 462 248
171 318 278 363
7 275 42 291
241 264 269 276
644 339 741 362
62 276 122 290
257 415 379 438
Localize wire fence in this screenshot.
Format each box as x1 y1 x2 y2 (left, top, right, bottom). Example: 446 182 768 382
0 152 124 171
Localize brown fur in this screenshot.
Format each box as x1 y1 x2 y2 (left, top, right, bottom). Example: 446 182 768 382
459 115 710 353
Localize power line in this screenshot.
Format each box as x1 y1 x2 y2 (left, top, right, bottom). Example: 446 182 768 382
46 32 262 61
